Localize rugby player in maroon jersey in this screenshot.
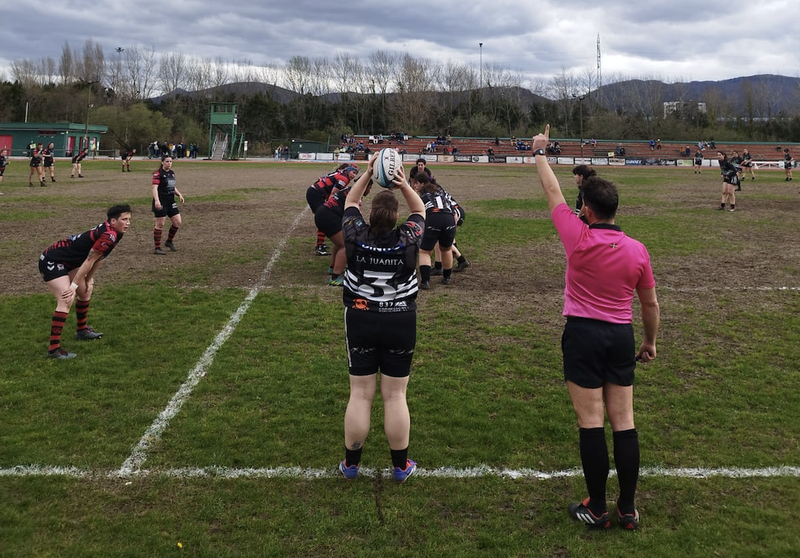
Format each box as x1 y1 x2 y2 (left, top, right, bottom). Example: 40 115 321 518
38 205 132 359
122 148 136 172
306 163 359 255
151 156 184 255
314 180 372 286
70 148 88 178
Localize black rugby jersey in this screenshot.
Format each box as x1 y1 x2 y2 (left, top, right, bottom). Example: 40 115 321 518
29 149 42 166
152 168 177 197
42 148 54 163
322 186 350 215
43 221 123 269
719 159 738 179
421 185 455 214
342 206 424 313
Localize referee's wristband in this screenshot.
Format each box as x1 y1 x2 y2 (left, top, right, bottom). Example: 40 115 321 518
533 149 546 156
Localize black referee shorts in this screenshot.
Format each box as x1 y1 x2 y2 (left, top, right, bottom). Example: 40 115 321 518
561 317 636 388
345 307 416 378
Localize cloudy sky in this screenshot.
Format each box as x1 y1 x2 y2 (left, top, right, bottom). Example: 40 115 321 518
2 0 797 88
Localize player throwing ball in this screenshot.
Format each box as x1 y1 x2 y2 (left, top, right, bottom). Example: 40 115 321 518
532 125 659 530
337 158 425 483
39 204 132 359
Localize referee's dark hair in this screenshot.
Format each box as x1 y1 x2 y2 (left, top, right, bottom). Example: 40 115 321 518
581 176 618 221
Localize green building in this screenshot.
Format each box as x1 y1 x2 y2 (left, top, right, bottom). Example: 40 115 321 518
0 122 108 158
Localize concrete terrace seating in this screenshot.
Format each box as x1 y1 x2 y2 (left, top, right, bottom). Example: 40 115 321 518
344 136 794 163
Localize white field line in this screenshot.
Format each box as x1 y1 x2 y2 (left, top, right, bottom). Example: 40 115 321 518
660 286 800 292
115 208 310 478
2 465 800 480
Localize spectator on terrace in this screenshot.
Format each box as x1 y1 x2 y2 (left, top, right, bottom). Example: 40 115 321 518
649 139 656 150
656 139 662 150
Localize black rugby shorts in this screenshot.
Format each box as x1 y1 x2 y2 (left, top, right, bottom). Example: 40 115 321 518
345 307 416 378
314 207 343 238
561 317 635 388
152 197 180 218
420 212 456 251
39 255 72 282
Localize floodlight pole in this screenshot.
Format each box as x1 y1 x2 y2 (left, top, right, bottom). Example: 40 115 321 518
479 43 483 89
573 94 587 160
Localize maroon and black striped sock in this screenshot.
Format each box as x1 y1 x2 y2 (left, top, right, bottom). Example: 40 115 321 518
167 225 179 242
153 228 163 248
75 300 90 331
49 311 69 352
316 230 326 246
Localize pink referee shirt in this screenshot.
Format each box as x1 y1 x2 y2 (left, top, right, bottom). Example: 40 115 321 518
551 203 655 324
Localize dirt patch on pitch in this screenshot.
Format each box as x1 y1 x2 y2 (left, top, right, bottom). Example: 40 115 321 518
2 163 798 330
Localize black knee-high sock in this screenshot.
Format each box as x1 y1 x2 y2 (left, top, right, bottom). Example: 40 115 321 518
579 427 609 513
613 429 639 513
390 447 409 469
419 265 431 282
345 446 363 467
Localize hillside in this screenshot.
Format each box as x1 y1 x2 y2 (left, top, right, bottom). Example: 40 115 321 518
151 75 799 118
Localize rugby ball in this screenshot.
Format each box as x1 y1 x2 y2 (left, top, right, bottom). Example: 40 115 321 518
373 148 402 188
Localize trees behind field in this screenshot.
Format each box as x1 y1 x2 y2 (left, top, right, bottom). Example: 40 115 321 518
5 41 800 155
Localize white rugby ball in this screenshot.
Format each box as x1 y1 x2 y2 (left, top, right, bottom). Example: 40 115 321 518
373 148 402 188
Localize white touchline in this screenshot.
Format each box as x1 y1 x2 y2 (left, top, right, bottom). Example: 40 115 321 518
115 207 310 478
2 465 800 480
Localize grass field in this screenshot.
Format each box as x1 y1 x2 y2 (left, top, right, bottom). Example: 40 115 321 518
1 158 800 557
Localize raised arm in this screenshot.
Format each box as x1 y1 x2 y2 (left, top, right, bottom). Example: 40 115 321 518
345 160 373 210
393 165 424 217
531 124 567 212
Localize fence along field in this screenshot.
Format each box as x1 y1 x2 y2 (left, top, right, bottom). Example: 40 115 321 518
1 160 799 556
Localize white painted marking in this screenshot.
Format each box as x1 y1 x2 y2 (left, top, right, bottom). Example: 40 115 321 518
115 208 310 478
661 286 800 292
2 465 800 480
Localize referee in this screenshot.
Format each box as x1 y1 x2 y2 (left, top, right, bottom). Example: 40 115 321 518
532 125 660 530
